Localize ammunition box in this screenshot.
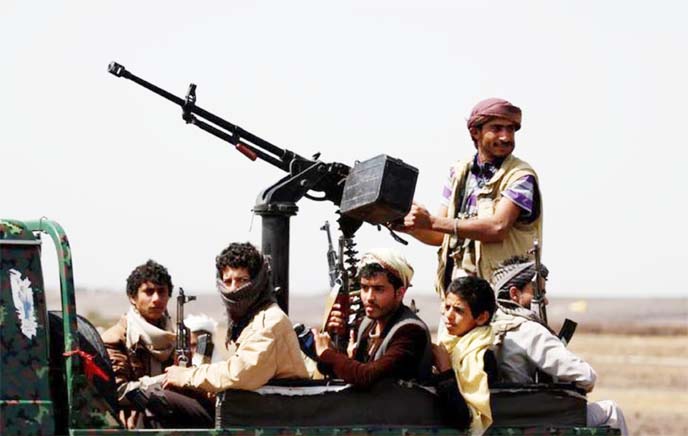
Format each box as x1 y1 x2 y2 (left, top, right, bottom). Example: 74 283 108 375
340 154 418 224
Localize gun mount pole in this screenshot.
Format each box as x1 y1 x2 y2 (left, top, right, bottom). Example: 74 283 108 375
254 202 298 314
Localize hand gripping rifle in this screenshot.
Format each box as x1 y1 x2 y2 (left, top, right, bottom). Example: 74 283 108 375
319 221 363 352
175 288 196 367
108 62 417 315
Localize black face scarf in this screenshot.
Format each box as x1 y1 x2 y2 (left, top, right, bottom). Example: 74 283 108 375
217 258 276 343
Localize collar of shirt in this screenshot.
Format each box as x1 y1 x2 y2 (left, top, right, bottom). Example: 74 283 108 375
471 154 504 179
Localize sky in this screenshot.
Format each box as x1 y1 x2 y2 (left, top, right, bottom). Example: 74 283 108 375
2 1 686 299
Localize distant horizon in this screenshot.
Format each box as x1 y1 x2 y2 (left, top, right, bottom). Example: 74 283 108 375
64 286 687 300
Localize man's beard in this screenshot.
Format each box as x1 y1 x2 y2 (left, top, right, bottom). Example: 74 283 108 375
366 302 395 320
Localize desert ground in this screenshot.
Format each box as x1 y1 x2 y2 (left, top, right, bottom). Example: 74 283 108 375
60 291 688 435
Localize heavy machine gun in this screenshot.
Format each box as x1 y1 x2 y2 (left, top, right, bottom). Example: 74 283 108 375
108 62 417 314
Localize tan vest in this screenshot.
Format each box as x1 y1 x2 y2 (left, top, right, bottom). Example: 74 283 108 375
435 154 543 295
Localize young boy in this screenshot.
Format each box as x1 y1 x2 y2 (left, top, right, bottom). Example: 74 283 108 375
433 276 496 435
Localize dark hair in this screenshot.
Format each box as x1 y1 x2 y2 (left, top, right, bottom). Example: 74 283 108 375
216 242 263 279
359 263 404 290
126 260 173 298
445 276 496 320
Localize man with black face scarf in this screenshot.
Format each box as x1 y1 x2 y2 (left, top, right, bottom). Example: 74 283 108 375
163 242 308 393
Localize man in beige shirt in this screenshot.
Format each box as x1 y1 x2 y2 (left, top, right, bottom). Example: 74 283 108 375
163 242 307 393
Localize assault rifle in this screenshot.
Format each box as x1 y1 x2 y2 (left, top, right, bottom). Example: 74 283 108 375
529 239 548 325
174 288 196 367
529 240 578 345
319 221 351 351
109 62 417 314
320 221 338 289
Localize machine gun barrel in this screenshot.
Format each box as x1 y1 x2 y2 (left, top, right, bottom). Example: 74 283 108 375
107 62 308 173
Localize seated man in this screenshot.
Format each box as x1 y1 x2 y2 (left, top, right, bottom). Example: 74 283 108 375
433 276 497 434
491 255 628 435
164 242 308 393
101 260 213 429
313 248 432 388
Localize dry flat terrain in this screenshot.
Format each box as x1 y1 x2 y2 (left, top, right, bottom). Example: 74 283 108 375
569 334 687 435
64 292 688 435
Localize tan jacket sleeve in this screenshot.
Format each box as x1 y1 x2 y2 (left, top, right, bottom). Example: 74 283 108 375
181 320 279 393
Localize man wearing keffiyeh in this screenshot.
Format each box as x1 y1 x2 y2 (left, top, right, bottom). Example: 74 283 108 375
491 256 629 435
163 242 307 394
102 260 213 429
397 98 543 295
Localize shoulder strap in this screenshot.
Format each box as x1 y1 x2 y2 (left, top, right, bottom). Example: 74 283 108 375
375 318 428 360
356 317 374 345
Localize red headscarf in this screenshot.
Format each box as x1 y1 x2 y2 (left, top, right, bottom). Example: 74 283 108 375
467 98 522 131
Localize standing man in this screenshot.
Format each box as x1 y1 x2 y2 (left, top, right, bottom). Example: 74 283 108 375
163 242 307 393
313 248 432 388
491 256 629 435
101 260 213 429
399 98 543 295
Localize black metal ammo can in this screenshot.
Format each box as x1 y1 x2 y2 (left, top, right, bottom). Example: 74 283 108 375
340 154 419 225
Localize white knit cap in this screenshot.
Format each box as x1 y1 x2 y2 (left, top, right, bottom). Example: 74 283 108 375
184 313 218 333
358 248 414 288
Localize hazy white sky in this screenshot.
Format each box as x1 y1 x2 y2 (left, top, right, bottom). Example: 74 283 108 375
3 1 686 298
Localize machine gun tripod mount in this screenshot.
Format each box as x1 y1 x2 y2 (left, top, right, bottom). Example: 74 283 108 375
108 62 418 314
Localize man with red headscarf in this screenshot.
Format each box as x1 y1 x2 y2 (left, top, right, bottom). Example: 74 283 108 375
399 98 543 296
